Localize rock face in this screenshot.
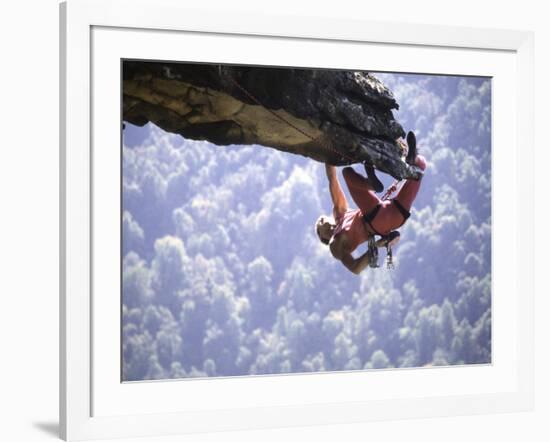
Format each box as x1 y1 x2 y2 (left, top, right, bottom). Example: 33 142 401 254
123 61 422 180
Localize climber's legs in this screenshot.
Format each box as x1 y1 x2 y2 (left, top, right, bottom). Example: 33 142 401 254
342 166 382 214
394 155 427 212
365 155 427 236
342 156 427 236
363 163 384 193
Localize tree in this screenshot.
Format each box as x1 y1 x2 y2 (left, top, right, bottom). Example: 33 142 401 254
151 236 191 315
415 305 442 365
122 252 152 309
244 256 277 330
366 350 391 369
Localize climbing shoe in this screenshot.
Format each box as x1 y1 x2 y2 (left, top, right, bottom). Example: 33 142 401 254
406 131 417 165
364 163 384 193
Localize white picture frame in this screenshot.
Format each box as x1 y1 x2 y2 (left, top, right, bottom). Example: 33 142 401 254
60 0 534 440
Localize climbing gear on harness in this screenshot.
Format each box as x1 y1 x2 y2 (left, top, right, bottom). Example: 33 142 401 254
366 231 400 269
363 206 401 270
364 162 384 193
376 230 400 270
367 237 380 268
363 202 406 269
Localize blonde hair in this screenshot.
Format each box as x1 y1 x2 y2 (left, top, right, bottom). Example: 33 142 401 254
315 215 334 245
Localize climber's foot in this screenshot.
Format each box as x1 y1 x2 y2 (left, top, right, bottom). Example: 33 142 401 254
406 131 417 165
364 163 384 193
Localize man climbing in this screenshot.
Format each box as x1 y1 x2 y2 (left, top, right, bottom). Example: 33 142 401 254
315 131 427 274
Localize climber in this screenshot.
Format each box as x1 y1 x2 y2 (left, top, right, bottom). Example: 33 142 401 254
315 131 427 274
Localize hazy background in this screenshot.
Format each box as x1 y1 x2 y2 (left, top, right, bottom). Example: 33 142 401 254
121 72 492 381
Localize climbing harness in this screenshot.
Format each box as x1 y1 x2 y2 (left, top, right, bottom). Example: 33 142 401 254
363 209 403 269
367 231 401 269
226 72 406 269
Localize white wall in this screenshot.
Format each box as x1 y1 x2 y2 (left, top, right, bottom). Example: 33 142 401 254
1 0 547 441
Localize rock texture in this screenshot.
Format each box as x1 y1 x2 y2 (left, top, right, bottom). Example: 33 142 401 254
123 61 422 180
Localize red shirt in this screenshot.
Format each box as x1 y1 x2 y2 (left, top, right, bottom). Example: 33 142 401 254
333 209 370 252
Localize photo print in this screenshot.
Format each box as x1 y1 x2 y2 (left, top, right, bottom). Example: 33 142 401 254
121 61 492 381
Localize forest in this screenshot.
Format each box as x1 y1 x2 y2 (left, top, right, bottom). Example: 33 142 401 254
121 72 492 381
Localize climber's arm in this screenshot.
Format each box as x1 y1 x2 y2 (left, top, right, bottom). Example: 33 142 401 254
325 164 348 218
329 240 370 275
342 251 372 275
